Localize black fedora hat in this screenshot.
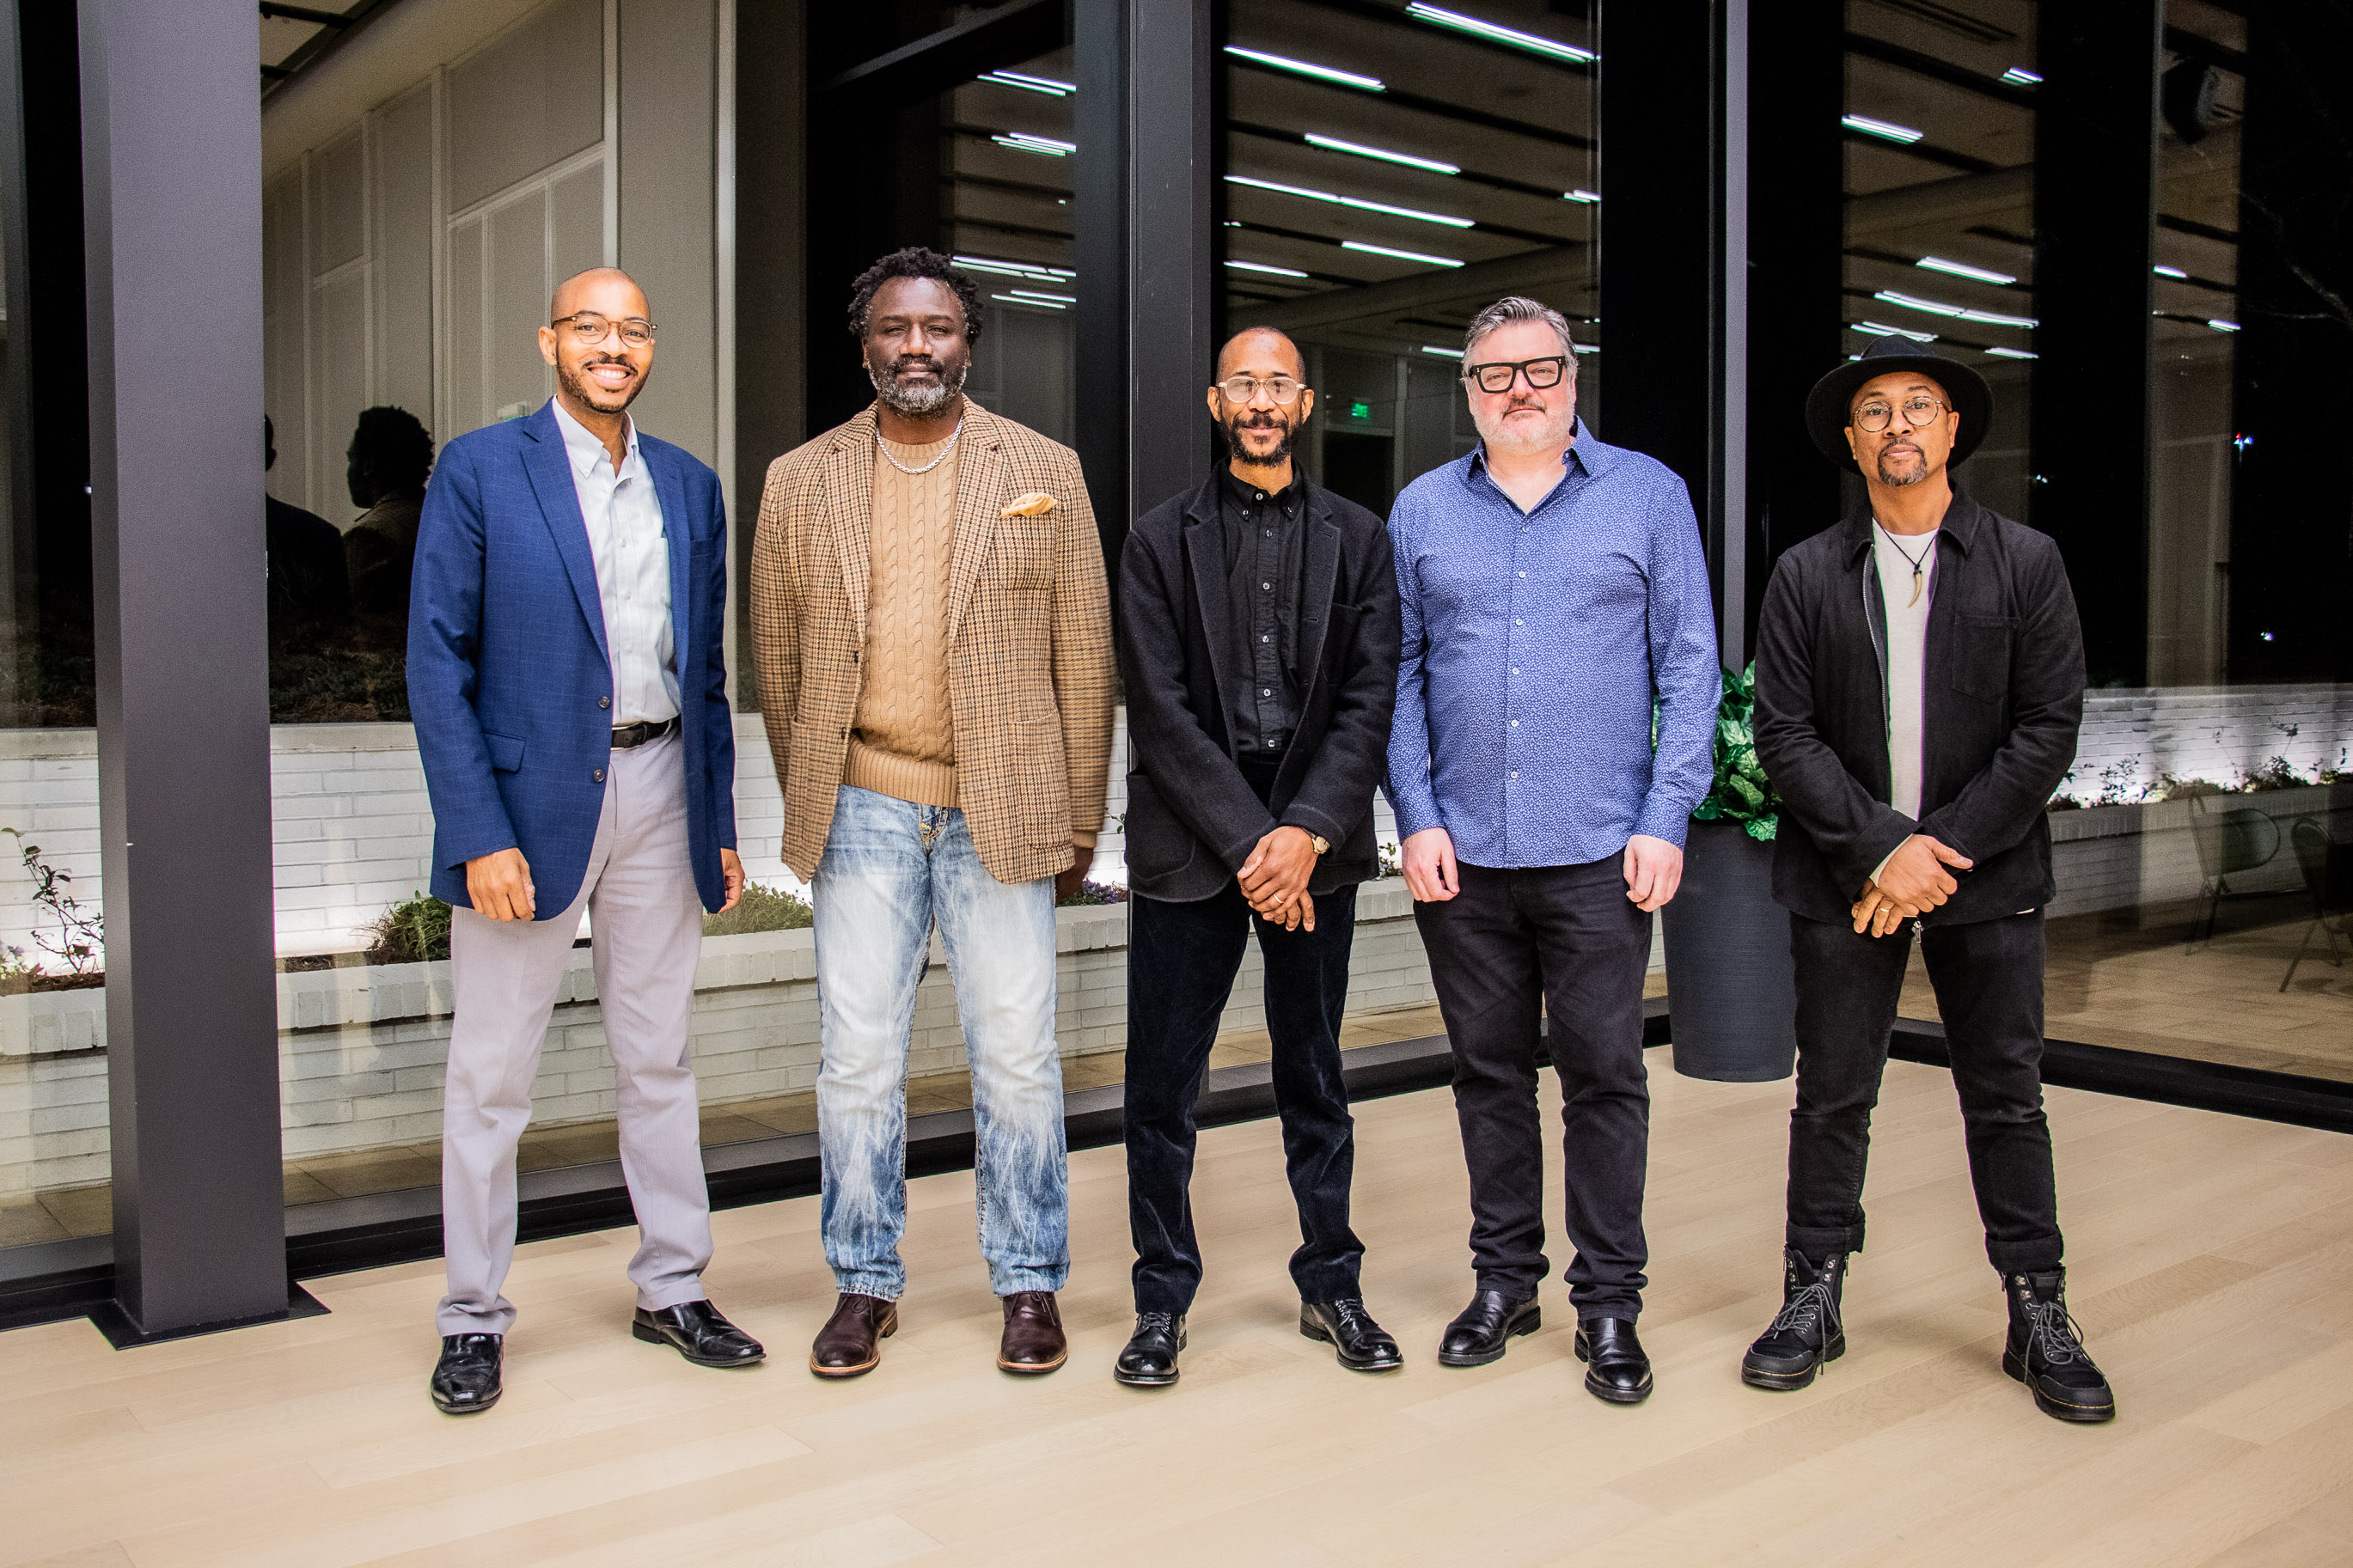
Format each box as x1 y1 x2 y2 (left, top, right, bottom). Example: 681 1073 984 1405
1804 335 1993 473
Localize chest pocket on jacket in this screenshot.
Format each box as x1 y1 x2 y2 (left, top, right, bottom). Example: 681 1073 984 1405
1949 613 2016 704
983 512 1054 591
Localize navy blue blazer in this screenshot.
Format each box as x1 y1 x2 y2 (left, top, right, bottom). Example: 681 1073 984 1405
408 400 736 918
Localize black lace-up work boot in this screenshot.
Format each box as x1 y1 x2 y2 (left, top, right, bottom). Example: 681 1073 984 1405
1741 1248 1848 1391
2002 1268 2116 1423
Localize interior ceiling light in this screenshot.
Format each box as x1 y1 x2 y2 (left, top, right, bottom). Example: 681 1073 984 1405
1984 346 2038 359
1854 320 1938 342
1562 188 1600 204
991 293 1066 309
1227 259 1310 277
1916 256 2016 286
993 132 1075 156
1223 45 1384 92
1010 289 1078 302
953 254 1075 281
1344 240 1464 268
1305 132 1459 174
2209 319 2241 332
1420 345 1463 357
1875 289 2038 328
2002 67 2042 86
1225 174 1473 228
1843 113 1924 144
1404 3 1596 64
1574 344 1600 354
2154 265 2188 278
979 70 1073 96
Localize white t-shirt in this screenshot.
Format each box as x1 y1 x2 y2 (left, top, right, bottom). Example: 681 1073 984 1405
1871 522 1937 882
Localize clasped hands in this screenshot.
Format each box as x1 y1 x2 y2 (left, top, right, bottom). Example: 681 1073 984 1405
465 845 744 922
1238 826 1320 931
1851 833 1974 937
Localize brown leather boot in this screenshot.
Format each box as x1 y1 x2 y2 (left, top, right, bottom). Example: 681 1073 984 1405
998 1290 1067 1375
809 1293 897 1378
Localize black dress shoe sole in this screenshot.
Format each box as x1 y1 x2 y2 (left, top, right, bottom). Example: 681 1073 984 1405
1299 1319 1403 1372
1741 1332 1846 1391
1114 1363 1179 1388
431 1385 500 1416
2002 1347 2117 1423
808 1313 897 1378
1437 1305 1541 1368
1574 1334 1654 1404
632 1321 767 1369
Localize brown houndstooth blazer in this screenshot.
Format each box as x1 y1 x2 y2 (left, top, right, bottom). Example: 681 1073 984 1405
750 400 1116 887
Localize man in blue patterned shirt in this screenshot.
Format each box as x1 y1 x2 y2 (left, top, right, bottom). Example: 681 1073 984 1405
1386 296 1719 1404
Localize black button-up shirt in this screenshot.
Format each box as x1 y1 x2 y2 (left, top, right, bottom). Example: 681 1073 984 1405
1217 465 1306 759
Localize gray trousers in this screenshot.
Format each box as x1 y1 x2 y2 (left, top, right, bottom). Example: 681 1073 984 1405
436 728 713 1336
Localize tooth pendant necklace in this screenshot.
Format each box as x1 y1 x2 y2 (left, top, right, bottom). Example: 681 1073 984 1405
1878 522 1934 608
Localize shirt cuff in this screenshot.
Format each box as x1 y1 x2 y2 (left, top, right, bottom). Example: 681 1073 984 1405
1631 798 1693 850
1389 790 1443 841
1869 839 1906 888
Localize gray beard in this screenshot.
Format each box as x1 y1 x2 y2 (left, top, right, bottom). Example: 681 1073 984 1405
869 356 967 418
1475 400 1575 456
1876 449 1930 485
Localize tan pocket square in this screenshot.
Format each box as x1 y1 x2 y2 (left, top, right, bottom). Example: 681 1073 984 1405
1000 491 1058 517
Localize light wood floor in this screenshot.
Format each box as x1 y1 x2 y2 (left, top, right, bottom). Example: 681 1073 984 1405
3 1060 2349 1567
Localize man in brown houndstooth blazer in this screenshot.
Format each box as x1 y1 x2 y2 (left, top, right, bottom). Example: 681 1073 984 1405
751 247 1115 1382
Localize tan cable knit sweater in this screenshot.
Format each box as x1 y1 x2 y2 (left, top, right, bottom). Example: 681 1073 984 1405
842 432 960 807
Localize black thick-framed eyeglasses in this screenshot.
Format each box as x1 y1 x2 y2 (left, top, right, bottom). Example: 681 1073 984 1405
1463 355 1568 394
551 311 657 348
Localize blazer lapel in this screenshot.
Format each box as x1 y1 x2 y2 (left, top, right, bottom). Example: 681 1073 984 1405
648 442 694 680
1298 485 1342 684
1181 487 1236 714
944 407 1005 644
520 402 609 664
825 406 877 642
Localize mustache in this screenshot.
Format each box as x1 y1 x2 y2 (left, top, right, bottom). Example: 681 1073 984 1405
885 355 944 376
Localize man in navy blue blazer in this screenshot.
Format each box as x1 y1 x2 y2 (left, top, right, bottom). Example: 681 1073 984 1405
409 267 762 1415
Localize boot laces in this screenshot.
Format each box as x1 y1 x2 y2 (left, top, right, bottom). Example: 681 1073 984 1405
2025 1298 2093 1369
1135 1310 1177 1335
1768 1278 1841 1341
1330 1298 1371 1333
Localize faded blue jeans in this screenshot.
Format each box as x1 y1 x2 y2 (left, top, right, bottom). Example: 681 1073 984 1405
811 784 1069 1299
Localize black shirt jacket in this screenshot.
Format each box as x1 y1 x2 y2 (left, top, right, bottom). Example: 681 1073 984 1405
1753 490 2085 927
1216 466 1308 756
1118 468 1400 901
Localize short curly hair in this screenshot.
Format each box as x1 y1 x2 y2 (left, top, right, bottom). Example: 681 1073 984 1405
846 247 986 347
348 405 435 492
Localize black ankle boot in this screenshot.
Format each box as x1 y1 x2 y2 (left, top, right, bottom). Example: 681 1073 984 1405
2002 1267 2116 1424
1741 1248 1847 1391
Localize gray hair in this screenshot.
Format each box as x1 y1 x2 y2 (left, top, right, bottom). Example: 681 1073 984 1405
1462 296 1579 373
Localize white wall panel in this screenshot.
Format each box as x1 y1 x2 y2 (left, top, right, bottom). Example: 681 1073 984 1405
446 0 603 211
489 192 553 419
308 129 366 272
550 162 604 292
616 0 717 465
448 219 486 436
370 84 437 428
314 271 371 523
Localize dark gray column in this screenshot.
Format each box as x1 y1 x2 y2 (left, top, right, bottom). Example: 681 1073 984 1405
2031 3 2160 687
1126 0 1213 521
1073 0 1131 569
80 0 285 1339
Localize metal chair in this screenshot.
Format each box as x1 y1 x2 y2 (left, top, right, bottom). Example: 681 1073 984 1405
2185 796 2281 947
2280 817 2350 991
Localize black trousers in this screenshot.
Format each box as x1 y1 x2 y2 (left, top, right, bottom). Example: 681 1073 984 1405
1413 857 1652 1319
1786 909 2063 1274
1125 880 1365 1313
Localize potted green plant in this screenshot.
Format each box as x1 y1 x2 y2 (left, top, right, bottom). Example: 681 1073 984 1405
1659 662 1798 1081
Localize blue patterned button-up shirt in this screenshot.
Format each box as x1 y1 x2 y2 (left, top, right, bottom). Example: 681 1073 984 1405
1384 422 1720 868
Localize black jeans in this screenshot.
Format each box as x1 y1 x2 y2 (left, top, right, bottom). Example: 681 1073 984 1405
1125 880 1365 1313
1413 857 1651 1320
1786 909 2063 1273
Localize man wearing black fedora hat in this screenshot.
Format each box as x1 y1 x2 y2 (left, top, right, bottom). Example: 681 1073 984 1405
1744 335 2115 1424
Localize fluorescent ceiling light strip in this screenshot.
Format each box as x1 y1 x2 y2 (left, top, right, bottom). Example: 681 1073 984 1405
2002 67 2042 85
1343 240 1464 267
2209 319 2241 332
993 133 1075 156
1227 259 1311 277
1984 346 2038 359
1403 3 1595 63
1562 188 1600 204
1875 289 1965 318
1916 255 2016 285
953 255 1075 281
1009 290 1078 302
2154 265 2188 278
1305 132 1459 174
1223 45 1384 92
1574 344 1600 354
992 293 1066 309
1225 174 1472 228
1958 307 2038 328
1420 345 1462 357
1853 320 1938 342
981 70 1073 95
1843 113 1923 143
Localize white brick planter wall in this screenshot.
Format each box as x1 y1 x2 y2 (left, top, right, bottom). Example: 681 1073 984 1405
0 886 1445 1198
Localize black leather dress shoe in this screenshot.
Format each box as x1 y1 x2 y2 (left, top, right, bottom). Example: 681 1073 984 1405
1114 1311 1186 1388
1438 1289 1541 1367
431 1333 503 1415
1574 1316 1653 1405
632 1299 766 1368
1300 1298 1404 1372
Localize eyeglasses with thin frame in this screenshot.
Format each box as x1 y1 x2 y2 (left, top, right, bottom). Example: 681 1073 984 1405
1463 356 1568 394
551 311 658 349
1851 394 1950 433
1213 375 1305 406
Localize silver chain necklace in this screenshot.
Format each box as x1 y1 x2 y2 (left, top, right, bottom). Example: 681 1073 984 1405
877 414 963 476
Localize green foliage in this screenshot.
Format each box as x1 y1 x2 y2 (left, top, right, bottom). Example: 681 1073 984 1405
3 827 105 973
704 882 815 936
367 892 452 964
1689 662 1781 843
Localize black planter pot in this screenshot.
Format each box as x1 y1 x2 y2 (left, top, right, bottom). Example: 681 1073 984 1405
1660 821 1798 1082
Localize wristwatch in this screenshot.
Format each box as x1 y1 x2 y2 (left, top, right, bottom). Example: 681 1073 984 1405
1308 833 1331 856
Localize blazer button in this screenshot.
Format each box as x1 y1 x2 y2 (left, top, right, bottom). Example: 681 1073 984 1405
599 695 610 709
593 768 606 783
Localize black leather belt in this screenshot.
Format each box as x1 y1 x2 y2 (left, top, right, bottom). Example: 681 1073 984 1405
611 717 679 749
